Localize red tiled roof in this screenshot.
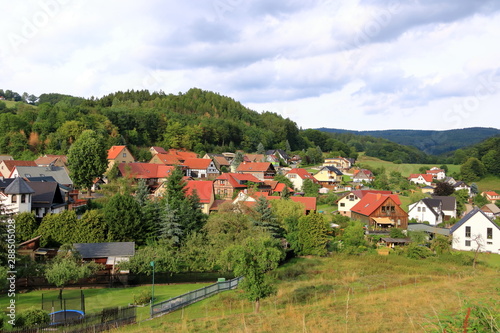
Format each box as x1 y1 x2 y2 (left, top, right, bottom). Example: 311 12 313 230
185 180 213 203
290 196 317 211
236 162 272 172
286 168 318 182
213 155 230 166
167 149 197 161
183 158 212 170
153 153 182 165
408 174 433 182
107 146 127 160
215 173 263 188
150 146 167 154
426 169 444 174
484 191 500 197
118 163 175 179
2 160 37 170
351 193 401 216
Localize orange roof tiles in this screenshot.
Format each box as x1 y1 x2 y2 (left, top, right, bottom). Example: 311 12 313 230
351 193 401 216
153 153 182 165
118 163 175 179
236 162 272 172
183 158 212 170
185 180 213 203
287 168 318 182
107 146 127 160
408 174 433 183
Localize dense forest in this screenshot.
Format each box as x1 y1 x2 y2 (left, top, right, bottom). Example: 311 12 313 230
0 87 488 165
318 127 500 155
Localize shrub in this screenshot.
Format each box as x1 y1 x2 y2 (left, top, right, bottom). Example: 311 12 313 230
133 289 152 305
405 244 434 259
15 308 50 328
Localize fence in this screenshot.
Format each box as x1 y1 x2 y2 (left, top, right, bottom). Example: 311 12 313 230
41 290 85 313
2 306 136 333
151 276 243 317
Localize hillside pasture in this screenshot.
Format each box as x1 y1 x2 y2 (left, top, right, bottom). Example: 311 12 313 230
115 254 500 332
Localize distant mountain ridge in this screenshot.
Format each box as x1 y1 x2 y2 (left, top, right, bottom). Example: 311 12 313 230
317 127 500 155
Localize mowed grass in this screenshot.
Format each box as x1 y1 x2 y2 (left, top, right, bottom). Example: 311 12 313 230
114 254 500 333
475 175 500 193
357 154 461 177
0 283 212 322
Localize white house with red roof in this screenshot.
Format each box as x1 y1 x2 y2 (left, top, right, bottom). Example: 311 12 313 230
285 168 318 191
408 174 433 186
183 158 219 179
426 167 446 180
107 146 135 171
337 190 392 217
482 191 500 204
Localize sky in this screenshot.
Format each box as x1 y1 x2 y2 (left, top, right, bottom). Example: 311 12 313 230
1 0 500 131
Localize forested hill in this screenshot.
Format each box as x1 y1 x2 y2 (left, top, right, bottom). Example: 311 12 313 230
0 87 438 164
317 127 500 155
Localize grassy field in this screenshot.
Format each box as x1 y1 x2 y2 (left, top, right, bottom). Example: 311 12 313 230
113 253 500 333
356 154 461 177
0 283 211 323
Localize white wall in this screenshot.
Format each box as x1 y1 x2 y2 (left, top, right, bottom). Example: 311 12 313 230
452 212 500 254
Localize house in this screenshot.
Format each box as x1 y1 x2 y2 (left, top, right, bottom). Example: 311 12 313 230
265 149 290 163
408 174 433 186
0 177 35 214
285 168 318 191
0 160 37 178
337 190 392 217
263 180 294 196
290 155 302 165
431 195 457 220
213 173 268 200
161 149 197 163
10 165 73 188
453 181 471 195
421 186 435 194
379 237 412 248
323 157 352 171
408 198 444 226
352 169 374 183
149 153 182 166
107 146 135 171
149 146 168 156
73 242 135 274
482 191 500 204
314 166 343 186
35 155 68 169
185 180 215 214
243 154 265 163
481 204 500 219
351 193 408 229
450 209 500 254
183 158 220 179
117 163 175 187
426 167 446 180
203 153 231 172
236 162 276 181
265 154 280 168
444 177 457 185
29 181 68 218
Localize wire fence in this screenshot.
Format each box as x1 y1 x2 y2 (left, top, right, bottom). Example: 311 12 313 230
151 276 243 317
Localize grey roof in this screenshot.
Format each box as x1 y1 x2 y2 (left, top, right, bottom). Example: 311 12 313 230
14 166 73 186
407 223 450 236
4 177 35 194
450 208 500 233
29 182 66 209
73 242 135 258
321 166 343 175
431 195 456 211
380 238 412 243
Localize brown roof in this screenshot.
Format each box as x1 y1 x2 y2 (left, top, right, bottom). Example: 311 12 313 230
35 155 67 166
2 160 37 170
236 162 273 172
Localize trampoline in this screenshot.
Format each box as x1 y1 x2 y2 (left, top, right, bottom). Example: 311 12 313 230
49 310 85 325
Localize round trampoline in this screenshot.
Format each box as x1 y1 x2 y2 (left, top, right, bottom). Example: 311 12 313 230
49 310 85 325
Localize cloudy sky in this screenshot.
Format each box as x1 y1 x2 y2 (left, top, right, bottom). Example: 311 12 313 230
1 0 500 131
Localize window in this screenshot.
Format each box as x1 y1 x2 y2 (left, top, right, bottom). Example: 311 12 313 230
465 226 471 238
487 242 493 245
21 194 26 203
465 240 471 247
422 207 426 212
487 228 493 240
418 207 421 212
340 203 345 207
122 153 127 157
11 194 17 203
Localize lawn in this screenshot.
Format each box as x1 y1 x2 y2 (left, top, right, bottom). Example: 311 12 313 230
113 254 500 332
0 283 212 322
474 175 500 193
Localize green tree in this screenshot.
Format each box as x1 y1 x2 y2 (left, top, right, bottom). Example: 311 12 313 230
45 246 101 299
256 142 265 154
37 211 78 247
67 130 107 196
302 178 321 197
433 182 455 196
473 193 490 207
340 221 366 249
72 210 107 243
481 149 500 176
104 193 143 243
460 157 486 182
222 236 285 313
297 212 329 256
159 202 183 246
389 228 406 238
252 196 282 238
134 179 150 207
121 242 179 276
15 212 38 242
430 235 451 254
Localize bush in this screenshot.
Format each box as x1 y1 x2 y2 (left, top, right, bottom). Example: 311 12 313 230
15 308 50 328
405 244 434 259
133 289 152 305
434 252 474 266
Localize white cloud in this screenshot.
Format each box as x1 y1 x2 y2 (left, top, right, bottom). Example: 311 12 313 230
1 0 500 130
